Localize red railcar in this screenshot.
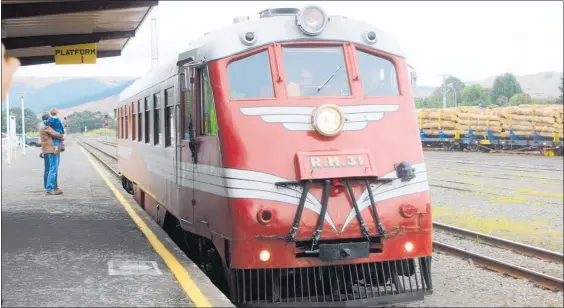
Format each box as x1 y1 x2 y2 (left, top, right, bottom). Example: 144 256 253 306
117 6 433 306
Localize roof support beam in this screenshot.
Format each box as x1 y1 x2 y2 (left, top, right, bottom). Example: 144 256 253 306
2 31 135 49
1 0 158 19
19 50 122 66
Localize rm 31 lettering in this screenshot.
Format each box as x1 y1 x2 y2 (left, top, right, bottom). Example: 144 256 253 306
310 155 365 169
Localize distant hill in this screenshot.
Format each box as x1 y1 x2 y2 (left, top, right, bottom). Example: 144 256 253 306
56 95 120 119
3 76 136 113
414 71 563 99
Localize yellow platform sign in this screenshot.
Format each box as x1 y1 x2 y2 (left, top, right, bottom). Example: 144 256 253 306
54 43 97 65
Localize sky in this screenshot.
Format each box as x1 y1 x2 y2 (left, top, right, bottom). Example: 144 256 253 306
13 1 564 86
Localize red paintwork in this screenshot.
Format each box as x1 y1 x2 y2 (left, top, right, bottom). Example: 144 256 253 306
117 41 432 272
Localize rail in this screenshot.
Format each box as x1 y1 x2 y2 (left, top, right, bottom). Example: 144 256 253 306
433 241 563 292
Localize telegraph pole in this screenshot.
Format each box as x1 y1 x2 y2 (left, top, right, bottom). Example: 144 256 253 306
437 74 449 108
150 8 159 71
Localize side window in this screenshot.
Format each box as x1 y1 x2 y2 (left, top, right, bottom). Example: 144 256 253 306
118 107 122 139
121 106 125 139
153 93 161 145
114 108 118 139
200 69 218 136
125 105 129 139
144 96 151 144
226 50 274 99
131 102 136 141
356 49 399 96
183 73 192 140
137 100 142 142
164 87 174 147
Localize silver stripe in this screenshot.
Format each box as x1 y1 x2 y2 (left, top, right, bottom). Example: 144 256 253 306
240 104 400 132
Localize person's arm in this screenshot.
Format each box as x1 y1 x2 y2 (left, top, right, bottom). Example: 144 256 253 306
45 126 63 140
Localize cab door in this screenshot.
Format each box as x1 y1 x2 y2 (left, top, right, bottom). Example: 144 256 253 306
192 66 223 239
177 63 196 229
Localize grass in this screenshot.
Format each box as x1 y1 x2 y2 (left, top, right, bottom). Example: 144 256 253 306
432 206 564 252
83 128 117 137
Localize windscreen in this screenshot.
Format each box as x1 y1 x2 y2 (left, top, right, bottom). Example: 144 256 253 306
282 46 351 97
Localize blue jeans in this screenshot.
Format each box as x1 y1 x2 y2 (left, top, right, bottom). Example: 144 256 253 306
44 153 60 191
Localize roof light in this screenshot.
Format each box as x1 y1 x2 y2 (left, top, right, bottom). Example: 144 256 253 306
296 6 328 36
239 31 257 46
363 30 378 44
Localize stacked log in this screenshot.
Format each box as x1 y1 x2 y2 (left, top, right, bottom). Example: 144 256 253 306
417 108 458 136
498 104 564 138
417 104 563 139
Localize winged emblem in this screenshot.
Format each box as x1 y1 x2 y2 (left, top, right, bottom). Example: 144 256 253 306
240 104 400 131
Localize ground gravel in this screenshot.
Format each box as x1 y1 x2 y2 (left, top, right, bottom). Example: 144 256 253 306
406 252 563 307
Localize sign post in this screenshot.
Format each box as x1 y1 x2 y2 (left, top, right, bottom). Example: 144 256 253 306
54 43 97 65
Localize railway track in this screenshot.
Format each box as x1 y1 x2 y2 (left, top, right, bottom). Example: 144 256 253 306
98 140 117 147
79 139 564 293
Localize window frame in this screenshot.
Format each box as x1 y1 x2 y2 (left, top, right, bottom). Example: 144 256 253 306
225 45 278 102
144 96 151 144
131 102 136 141
137 100 142 142
153 92 161 146
199 67 218 136
354 45 402 97
164 87 174 147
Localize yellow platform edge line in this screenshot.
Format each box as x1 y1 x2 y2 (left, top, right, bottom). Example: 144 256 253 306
80 147 213 307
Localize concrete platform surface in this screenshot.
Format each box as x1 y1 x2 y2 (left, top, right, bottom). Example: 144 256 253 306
1 145 233 307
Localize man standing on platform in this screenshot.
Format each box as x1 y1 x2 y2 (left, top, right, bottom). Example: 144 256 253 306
39 112 64 195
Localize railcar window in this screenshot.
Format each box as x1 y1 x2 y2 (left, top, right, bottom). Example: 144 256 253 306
201 69 218 136
356 49 399 96
125 105 129 139
226 50 274 99
164 88 174 147
118 107 122 139
282 46 351 97
137 100 142 142
145 97 151 144
154 93 161 145
131 102 136 141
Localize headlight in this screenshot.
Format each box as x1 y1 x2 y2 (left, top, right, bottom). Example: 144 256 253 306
296 6 328 36
312 104 344 137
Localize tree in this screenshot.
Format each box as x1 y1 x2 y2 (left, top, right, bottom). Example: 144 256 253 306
1 107 41 134
490 73 523 105
66 110 114 133
508 93 532 106
461 84 490 106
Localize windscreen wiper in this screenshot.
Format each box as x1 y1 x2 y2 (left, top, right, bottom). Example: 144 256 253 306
317 65 343 92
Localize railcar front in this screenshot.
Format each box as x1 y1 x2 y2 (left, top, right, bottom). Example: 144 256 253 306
180 6 433 307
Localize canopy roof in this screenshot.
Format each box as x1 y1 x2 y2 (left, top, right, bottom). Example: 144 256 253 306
1 0 158 66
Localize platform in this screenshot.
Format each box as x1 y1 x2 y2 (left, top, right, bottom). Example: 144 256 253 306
1 142 233 307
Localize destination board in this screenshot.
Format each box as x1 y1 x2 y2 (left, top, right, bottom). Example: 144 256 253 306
54 43 97 65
